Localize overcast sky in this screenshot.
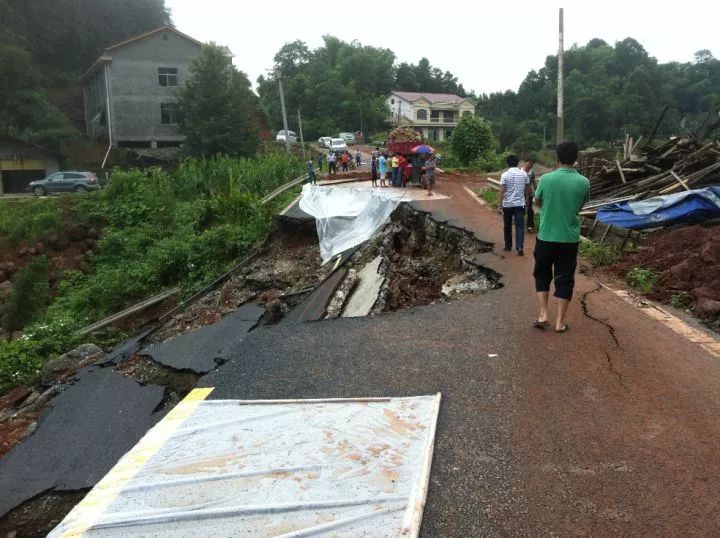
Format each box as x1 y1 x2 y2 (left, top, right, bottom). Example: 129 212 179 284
167 1 718 95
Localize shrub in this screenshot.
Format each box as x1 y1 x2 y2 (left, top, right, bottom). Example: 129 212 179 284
478 188 500 208
0 256 50 338
0 152 304 391
449 116 496 165
579 241 620 266
627 267 658 293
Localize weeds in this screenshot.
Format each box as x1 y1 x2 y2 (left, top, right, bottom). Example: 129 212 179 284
670 292 692 309
0 151 304 391
579 240 620 266
478 188 500 208
627 267 658 293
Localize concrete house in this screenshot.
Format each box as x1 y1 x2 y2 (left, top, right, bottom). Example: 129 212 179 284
83 26 203 148
0 135 60 194
386 91 476 142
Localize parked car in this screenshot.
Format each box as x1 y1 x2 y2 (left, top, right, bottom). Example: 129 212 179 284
338 132 356 145
28 171 100 196
318 136 332 148
330 138 347 154
276 130 298 144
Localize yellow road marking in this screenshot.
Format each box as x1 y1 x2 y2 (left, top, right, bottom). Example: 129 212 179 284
57 387 214 537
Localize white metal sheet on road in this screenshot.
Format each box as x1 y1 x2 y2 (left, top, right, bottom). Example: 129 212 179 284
50 392 442 538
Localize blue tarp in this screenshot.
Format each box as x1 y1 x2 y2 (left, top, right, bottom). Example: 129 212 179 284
596 186 720 229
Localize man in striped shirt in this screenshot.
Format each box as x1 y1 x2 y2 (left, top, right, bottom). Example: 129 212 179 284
500 154 530 255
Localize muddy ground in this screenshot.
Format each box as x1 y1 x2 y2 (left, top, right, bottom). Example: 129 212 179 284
610 223 720 328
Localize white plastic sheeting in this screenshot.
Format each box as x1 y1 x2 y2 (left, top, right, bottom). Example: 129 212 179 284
50 393 442 538
299 184 405 263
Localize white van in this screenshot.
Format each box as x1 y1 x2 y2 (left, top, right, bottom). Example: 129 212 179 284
276 130 298 144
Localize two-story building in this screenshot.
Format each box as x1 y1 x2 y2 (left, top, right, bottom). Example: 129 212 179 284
386 91 475 142
83 26 204 148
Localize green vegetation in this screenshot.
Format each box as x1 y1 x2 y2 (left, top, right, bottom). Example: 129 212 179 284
257 39 468 139
1 0 170 147
0 256 49 337
449 116 496 166
627 267 659 293
0 152 303 391
0 197 73 246
579 240 620 266
478 188 500 208
670 292 692 309
177 44 261 157
477 39 720 149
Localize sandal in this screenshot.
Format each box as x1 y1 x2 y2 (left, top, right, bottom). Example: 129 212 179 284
555 324 570 333
533 320 550 329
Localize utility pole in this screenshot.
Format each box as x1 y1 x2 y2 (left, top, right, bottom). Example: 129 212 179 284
297 108 306 161
556 7 565 145
278 76 291 154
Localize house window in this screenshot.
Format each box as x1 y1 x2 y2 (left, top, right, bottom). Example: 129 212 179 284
443 111 455 123
462 110 472 117
159 67 178 87
391 98 395 104
445 128 453 139
417 109 427 120
160 102 179 124
430 110 440 123
428 129 439 141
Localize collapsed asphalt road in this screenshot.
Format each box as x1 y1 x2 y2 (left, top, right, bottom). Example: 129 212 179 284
2 178 720 536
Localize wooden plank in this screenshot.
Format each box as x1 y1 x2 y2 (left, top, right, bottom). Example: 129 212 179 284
670 170 690 191
615 160 627 184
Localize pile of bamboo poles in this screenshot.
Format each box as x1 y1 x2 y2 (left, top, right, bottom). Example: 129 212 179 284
580 135 720 215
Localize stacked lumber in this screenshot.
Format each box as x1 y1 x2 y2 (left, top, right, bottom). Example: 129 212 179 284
581 135 720 213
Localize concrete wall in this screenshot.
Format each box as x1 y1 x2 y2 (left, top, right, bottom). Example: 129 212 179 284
108 31 201 145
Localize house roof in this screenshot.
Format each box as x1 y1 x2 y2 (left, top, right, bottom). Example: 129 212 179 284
391 91 471 105
83 26 204 79
104 26 203 52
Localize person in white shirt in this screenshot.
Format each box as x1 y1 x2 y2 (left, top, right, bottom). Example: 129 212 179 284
499 154 530 255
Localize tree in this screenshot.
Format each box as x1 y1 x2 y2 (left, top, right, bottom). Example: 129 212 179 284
0 44 76 145
450 116 496 165
10 0 171 73
0 256 49 339
177 44 262 157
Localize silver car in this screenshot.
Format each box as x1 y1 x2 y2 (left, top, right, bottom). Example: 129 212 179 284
28 171 101 196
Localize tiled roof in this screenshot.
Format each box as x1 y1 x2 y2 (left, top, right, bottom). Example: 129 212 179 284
391 91 467 104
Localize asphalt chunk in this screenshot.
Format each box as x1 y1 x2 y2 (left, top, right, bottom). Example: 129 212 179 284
0 368 164 518
139 303 265 373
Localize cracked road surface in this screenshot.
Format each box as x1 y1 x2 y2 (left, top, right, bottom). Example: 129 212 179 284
2 178 720 535
203 179 720 535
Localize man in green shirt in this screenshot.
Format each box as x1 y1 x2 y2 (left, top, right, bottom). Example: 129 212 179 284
532 141 590 333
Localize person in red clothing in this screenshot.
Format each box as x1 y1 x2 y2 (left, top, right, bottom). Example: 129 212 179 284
396 154 407 187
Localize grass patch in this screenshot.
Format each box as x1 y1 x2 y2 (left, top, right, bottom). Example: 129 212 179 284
478 188 500 208
579 240 620 266
627 267 658 293
0 152 304 391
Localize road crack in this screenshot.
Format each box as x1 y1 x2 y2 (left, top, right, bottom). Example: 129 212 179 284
580 283 620 348
604 351 625 387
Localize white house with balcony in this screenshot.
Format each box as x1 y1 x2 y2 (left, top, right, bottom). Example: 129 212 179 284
386 91 475 142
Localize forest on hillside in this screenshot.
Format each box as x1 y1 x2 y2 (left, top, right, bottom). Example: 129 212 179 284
478 38 720 150
257 37 468 139
0 0 170 146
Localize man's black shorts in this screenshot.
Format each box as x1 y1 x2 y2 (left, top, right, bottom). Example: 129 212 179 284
533 239 579 300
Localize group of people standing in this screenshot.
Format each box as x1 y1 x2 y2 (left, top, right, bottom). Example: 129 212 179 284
369 148 438 196
499 141 590 333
